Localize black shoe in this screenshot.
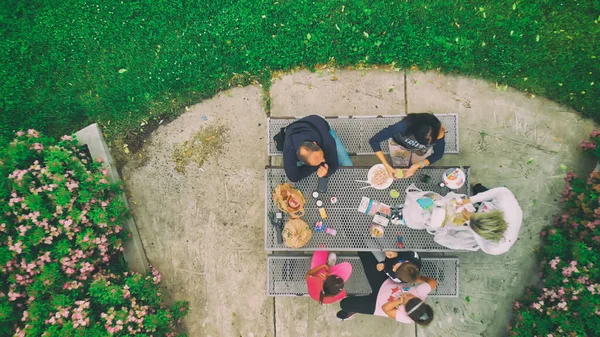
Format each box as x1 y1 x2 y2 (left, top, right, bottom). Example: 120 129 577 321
336 310 356 320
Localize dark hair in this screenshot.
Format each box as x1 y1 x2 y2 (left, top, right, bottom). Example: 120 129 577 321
396 262 419 283
402 113 442 145
319 275 344 304
296 141 321 164
405 298 434 325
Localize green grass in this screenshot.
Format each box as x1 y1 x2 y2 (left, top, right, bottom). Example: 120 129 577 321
1 0 599 148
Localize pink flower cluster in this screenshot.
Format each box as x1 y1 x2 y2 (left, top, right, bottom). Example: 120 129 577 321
580 140 596 150
71 300 91 328
151 266 162 285
100 300 151 335
532 261 598 318
30 143 44 153
561 261 578 277
46 306 71 325
0 132 188 336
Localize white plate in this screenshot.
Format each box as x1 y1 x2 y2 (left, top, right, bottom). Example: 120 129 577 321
442 168 466 190
367 164 394 190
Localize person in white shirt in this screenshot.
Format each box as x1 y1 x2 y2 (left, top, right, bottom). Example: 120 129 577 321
458 184 523 255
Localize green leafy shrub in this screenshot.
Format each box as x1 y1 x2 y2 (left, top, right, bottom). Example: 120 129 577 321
508 132 600 337
0 131 188 336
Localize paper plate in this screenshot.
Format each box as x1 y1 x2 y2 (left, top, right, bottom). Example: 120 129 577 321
367 164 394 190
442 168 466 190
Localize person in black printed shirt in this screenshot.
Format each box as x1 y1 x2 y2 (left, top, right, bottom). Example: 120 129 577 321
376 251 422 283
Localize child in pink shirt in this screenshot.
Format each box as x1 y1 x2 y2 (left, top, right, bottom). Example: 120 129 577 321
305 251 352 304
337 252 437 325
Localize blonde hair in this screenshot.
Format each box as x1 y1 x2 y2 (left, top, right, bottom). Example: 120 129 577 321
469 210 507 242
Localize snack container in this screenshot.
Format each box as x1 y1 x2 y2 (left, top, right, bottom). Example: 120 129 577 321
318 207 328 219
313 220 326 232
370 224 385 237
358 196 379 215
377 203 391 216
373 214 390 227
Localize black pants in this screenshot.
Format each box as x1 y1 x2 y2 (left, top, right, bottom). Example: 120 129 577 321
339 252 388 314
473 183 488 195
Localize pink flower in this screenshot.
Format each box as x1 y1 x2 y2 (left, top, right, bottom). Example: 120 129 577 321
16 131 24 136
96 157 104 163
549 257 560 270
61 135 73 141
580 140 596 150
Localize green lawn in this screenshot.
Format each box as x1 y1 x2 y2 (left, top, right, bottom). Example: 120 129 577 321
1 0 599 148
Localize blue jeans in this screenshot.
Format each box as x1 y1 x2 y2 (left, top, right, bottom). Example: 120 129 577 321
329 129 353 166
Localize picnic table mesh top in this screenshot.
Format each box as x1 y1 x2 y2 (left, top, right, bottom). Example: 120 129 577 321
267 256 459 297
267 114 459 156
265 167 471 252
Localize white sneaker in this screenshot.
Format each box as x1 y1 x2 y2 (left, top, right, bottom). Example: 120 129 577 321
327 252 337 266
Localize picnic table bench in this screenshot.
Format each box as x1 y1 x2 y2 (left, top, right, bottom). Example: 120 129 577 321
267 114 459 156
267 255 459 297
264 166 471 252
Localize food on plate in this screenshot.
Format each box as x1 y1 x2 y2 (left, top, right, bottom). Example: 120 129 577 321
288 196 300 209
370 224 385 237
371 167 391 186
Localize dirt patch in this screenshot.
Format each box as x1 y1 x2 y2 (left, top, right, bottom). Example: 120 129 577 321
172 125 229 172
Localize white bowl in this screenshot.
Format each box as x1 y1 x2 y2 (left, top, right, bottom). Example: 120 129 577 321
367 164 394 190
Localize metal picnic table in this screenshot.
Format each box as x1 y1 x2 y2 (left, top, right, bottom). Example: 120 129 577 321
264 166 471 252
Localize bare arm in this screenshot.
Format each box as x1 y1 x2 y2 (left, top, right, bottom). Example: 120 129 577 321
382 297 404 319
415 275 438 291
382 293 415 319
375 151 391 167
305 264 329 279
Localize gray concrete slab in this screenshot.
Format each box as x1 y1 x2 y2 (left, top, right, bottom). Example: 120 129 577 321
121 69 596 337
275 297 416 337
405 71 595 337
270 68 406 117
121 87 273 337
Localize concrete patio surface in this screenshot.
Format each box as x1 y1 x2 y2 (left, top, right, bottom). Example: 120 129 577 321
121 68 595 337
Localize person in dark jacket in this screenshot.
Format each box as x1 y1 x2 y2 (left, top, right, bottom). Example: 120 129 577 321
283 115 352 182
368 113 445 179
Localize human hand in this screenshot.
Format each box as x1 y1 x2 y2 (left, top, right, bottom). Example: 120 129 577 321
462 209 472 221
392 263 402 272
376 263 384 271
317 164 329 178
457 198 472 207
384 164 397 180
403 165 419 178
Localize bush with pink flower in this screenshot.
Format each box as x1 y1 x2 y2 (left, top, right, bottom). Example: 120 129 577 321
579 130 600 160
508 131 600 336
0 131 189 336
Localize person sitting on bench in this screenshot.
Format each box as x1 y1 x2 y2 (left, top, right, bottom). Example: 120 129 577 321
369 113 445 179
282 115 352 182
376 251 422 283
305 251 352 304
336 252 437 325
457 184 523 255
